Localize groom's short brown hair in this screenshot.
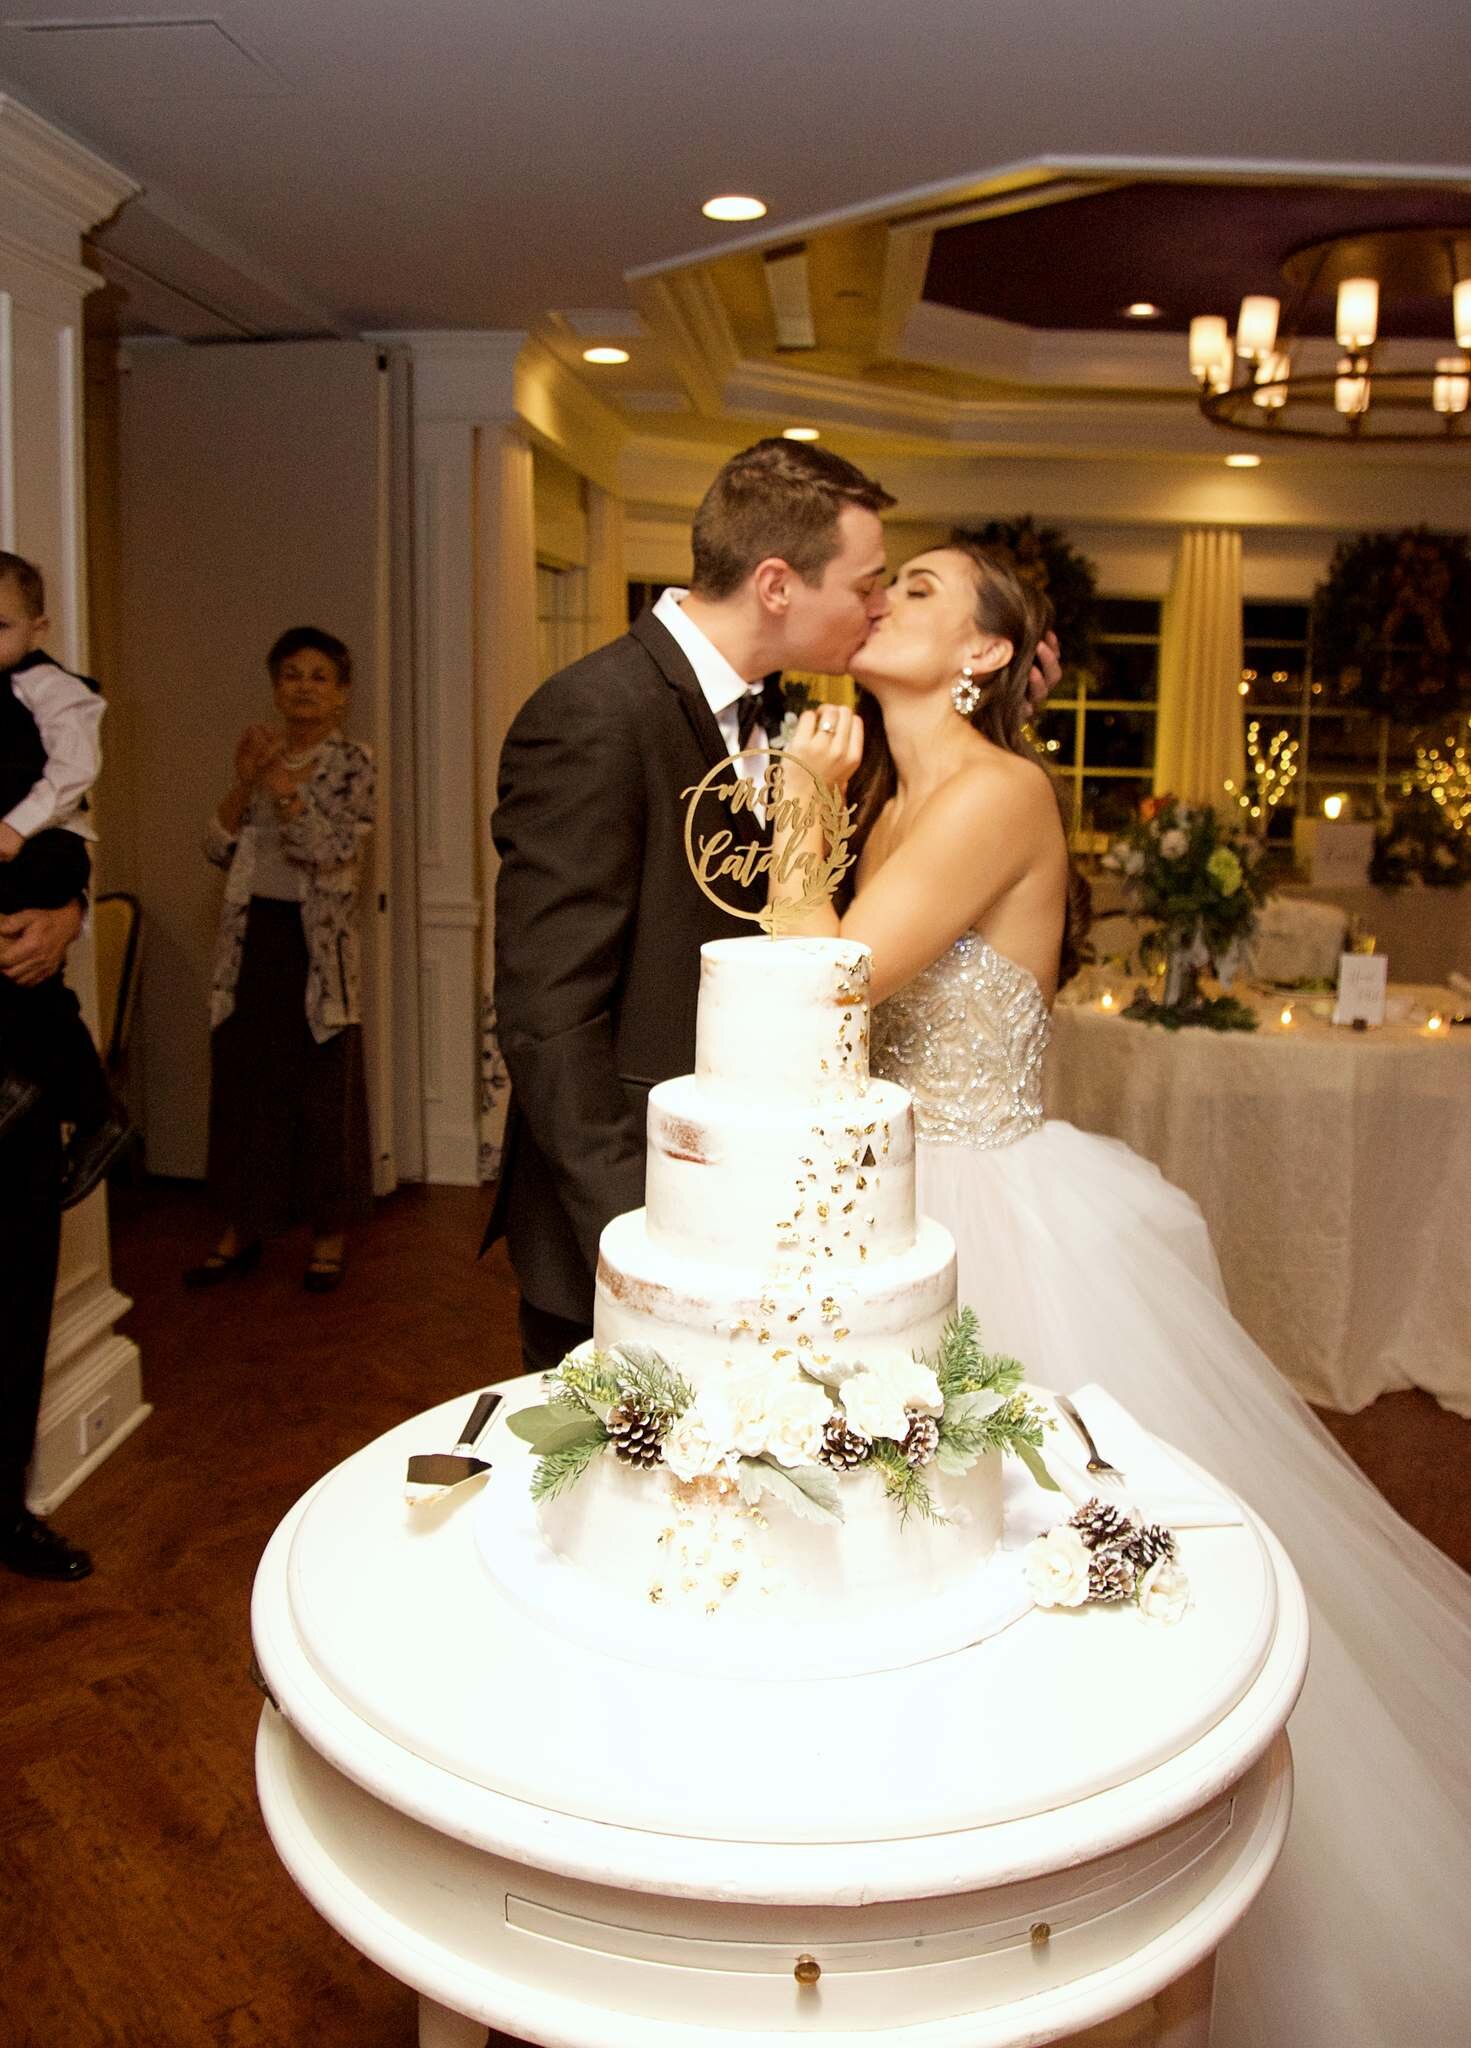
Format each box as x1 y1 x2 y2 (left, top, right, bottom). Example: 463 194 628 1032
690 438 893 600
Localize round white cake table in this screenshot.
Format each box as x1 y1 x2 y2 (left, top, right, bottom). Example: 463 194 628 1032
251 1389 1308 2048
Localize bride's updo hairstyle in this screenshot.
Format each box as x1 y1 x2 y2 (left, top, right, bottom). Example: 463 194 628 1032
842 532 1090 981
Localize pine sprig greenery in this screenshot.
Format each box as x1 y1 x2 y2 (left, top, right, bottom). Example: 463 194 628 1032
552 1345 693 1423
932 1308 1026 1402
529 1429 611 1503
924 1312 1058 1492
868 1438 944 1526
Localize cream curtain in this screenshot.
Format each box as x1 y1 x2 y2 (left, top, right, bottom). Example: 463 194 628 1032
1152 528 1245 803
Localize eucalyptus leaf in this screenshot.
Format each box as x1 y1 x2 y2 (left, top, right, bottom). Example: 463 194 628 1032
506 1405 607 1455
945 1388 1008 1427
1012 1437 1062 1493
934 1439 981 1478
739 1457 845 1525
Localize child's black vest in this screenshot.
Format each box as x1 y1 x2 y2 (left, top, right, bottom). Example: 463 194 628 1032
1 652 101 820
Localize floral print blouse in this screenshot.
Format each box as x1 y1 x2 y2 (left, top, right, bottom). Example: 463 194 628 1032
204 732 375 1043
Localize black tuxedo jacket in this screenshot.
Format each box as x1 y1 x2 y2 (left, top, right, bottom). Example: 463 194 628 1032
483 610 768 1324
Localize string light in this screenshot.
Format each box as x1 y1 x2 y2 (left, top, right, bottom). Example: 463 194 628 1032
1224 721 1298 820
1412 718 1471 833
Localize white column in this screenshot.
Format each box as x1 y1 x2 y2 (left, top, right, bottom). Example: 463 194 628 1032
585 482 628 651
473 423 537 1180
0 96 148 1509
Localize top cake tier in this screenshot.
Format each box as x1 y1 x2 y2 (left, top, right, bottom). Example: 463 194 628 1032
695 937 871 1102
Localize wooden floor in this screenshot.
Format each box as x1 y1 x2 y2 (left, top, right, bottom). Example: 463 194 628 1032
3 1177 1469 2048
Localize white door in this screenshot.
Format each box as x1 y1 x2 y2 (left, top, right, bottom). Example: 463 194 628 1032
117 339 412 1191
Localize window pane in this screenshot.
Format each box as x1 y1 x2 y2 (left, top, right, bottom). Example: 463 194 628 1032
1091 642 1160 702
1084 709 1154 770
1307 714 1383 774
1243 602 1310 643
1240 646 1305 709
1096 598 1162 636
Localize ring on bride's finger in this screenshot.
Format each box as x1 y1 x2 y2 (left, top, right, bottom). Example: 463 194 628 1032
819 717 837 732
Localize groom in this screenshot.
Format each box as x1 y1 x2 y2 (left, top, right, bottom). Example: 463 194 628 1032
485 437 895 1371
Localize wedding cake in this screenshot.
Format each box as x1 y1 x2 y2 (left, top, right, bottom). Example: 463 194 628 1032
502 937 1051 1651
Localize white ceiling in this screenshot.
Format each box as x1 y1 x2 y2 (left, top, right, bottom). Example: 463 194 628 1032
2 0 1470 337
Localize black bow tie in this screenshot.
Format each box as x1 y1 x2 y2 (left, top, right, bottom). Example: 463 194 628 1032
736 675 785 751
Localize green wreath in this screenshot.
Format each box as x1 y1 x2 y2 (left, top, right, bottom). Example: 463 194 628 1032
1310 527 1471 725
952 516 1100 679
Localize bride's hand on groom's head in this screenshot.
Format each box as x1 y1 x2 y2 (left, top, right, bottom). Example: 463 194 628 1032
1026 630 1062 714
784 704 864 793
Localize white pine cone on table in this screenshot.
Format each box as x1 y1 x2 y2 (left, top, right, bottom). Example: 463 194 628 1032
1088 1546 1139 1604
1068 1497 1134 1550
1127 1522 1177 1569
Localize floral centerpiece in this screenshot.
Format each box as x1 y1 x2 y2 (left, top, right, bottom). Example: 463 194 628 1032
507 1308 1057 1527
1103 797 1268 1030
1369 791 1471 890
1025 1497 1190 1624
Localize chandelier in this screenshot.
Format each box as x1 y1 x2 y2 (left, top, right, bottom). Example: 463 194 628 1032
1189 227 1471 441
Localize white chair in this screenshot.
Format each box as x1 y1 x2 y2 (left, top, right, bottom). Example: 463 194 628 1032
1246 894 1348 984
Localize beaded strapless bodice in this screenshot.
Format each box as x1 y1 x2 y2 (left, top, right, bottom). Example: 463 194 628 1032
871 934 1050 1150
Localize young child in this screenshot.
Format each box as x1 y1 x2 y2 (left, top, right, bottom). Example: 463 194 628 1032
0 550 132 1206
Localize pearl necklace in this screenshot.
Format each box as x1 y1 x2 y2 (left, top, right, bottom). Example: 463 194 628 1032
281 742 325 771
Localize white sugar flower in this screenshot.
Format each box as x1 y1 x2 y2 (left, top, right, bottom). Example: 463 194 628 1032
1138 1558 1191 1625
761 1378 833 1467
708 1368 775 1457
1159 827 1189 860
1024 1525 1092 1608
840 1357 943 1443
662 1402 737 1483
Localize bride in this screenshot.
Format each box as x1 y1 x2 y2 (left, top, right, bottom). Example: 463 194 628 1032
770 534 1471 2048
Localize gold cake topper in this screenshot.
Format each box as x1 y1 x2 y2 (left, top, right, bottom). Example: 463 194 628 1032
682 747 855 935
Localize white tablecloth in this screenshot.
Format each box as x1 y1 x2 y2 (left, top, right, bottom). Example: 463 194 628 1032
1044 990 1471 1416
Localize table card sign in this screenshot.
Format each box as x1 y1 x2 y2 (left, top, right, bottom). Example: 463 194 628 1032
1333 951 1389 1026
1295 818 1376 887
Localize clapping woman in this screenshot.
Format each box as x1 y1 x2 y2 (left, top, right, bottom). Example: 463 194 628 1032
185 628 375 1293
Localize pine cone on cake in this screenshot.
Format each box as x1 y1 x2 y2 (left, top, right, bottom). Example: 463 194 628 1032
819 1412 872 1470
1068 1497 1133 1550
1126 1522 1177 1570
607 1395 670 1468
1088 1546 1139 1604
900 1408 940 1468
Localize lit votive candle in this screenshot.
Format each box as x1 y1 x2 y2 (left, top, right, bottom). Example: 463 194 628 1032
1426 1012 1445 1035
1099 990 1116 1012
1279 1005 1295 1028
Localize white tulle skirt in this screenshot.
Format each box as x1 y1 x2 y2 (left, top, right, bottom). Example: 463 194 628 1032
916 1122 1471 2048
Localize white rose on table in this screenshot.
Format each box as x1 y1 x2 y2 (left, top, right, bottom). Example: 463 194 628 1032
761 1378 834 1467
1122 846 1146 876
1138 1558 1191 1625
840 1358 943 1443
1024 1525 1092 1608
1158 827 1189 860
662 1401 738 1483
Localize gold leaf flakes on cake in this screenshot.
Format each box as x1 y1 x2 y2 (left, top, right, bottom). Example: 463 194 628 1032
649 1585 664 1604
855 1174 868 1190
787 1309 801 1322
706 1603 719 1615
816 1202 829 1220
760 1296 777 1315
842 1200 855 1215
860 1144 876 1167
721 1571 741 1590
833 1327 850 1341
820 1296 839 1320
797 1332 812 1347
758 1329 772 1345
859 1245 869 1262
657 1527 674 1546
773 1347 792 1361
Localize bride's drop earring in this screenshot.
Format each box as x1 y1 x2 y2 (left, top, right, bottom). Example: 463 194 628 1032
952 664 982 716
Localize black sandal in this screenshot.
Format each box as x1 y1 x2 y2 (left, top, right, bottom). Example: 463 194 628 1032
182 1241 262 1290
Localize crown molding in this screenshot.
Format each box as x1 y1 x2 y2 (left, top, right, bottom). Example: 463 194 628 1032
372 329 527 422
0 94 137 276
626 267 738 415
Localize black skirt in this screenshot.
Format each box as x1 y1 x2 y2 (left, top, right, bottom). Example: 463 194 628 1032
206 898 373 1238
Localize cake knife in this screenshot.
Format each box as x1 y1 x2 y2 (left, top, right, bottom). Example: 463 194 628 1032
404 1390 502 1505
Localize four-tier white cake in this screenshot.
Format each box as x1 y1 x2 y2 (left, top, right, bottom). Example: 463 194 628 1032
506 937 1022 1653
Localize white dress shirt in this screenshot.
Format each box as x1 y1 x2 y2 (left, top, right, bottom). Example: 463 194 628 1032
5 658 104 843
652 587 771 797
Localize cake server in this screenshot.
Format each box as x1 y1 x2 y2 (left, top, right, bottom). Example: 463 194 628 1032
404 1390 502 1505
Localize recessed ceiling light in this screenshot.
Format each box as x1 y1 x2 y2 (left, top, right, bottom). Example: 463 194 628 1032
1123 302 1162 319
582 346 630 365
782 426 820 441
1224 453 1262 468
702 194 767 222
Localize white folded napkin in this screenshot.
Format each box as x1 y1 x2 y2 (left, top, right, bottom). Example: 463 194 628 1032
1043 1384 1244 1529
